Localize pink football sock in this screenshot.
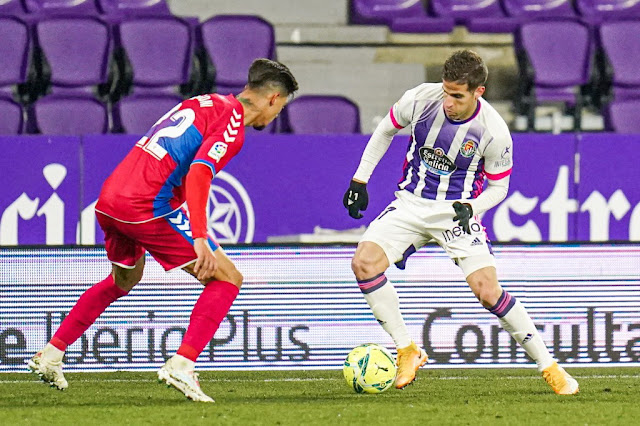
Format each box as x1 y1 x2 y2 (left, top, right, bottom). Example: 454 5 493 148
177 281 239 362
50 275 128 350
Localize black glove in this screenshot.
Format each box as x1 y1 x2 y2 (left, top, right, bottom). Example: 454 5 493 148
343 180 368 219
452 201 473 234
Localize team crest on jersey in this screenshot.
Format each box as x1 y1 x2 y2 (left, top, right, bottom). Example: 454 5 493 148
460 140 478 158
208 142 228 162
419 147 457 176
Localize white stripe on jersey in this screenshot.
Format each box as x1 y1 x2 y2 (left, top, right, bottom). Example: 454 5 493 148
436 119 474 200
414 107 447 196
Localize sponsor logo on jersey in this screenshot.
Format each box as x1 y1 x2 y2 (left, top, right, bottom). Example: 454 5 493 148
442 222 482 242
208 142 228 162
494 158 512 168
419 146 457 176
460 140 478 158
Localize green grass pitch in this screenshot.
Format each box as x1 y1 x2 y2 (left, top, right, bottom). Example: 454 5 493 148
2 367 639 425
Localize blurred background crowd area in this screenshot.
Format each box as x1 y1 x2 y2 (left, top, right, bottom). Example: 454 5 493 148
1 0 639 135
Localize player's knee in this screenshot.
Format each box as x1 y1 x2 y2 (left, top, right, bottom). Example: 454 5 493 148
470 278 501 308
112 263 144 291
351 254 379 281
214 265 242 288
228 268 243 288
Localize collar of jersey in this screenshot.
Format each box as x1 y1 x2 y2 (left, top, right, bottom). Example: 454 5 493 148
443 100 481 125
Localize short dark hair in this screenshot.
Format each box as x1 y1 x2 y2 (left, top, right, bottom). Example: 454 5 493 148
247 58 299 96
442 50 488 91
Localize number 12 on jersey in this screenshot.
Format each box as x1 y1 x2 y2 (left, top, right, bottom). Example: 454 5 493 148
136 105 196 161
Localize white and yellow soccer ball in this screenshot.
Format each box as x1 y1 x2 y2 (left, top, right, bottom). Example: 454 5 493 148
343 343 397 394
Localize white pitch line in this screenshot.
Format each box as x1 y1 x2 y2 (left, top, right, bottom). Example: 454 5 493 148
2 374 640 385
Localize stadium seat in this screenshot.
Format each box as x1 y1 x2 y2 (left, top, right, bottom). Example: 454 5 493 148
198 15 275 95
429 0 518 33
29 94 108 134
597 20 640 103
99 0 171 16
604 99 640 133
501 0 577 19
515 18 593 130
115 16 194 97
282 95 360 134
576 0 640 23
0 16 31 100
35 17 112 98
0 95 24 134
349 0 455 33
0 0 27 15
24 0 101 15
350 0 428 25
112 93 182 134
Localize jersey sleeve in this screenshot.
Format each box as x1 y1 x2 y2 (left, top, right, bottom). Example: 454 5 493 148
191 106 244 175
390 87 419 129
482 127 513 181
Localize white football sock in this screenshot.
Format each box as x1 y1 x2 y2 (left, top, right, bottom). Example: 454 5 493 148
498 300 555 371
361 279 412 349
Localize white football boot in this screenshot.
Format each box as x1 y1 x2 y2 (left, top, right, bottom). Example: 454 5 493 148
27 348 68 390
158 355 214 403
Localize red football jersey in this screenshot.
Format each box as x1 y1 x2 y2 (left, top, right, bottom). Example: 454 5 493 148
96 94 245 223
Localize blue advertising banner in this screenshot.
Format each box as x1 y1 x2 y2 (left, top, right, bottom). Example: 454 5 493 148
0 133 638 244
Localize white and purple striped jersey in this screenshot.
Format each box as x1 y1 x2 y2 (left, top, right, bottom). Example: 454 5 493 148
390 83 513 201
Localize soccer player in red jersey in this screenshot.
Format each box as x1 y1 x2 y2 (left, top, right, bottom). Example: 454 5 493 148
28 59 298 402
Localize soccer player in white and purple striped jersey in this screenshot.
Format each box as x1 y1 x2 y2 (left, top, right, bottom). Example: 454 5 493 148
343 50 578 395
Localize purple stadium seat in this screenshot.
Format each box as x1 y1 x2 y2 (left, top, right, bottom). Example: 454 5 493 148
516 19 593 129
598 20 640 101
112 93 182 134
283 95 360 134
24 0 101 15
576 0 640 23
350 0 454 32
199 15 275 94
0 16 30 96
351 0 425 25
36 17 111 94
430 0 518 33
99 0 170 16
0 95 23 134
0 0 27 15
502 0 577 19
604 99 640 132
30 94 108 134
117 16 192 93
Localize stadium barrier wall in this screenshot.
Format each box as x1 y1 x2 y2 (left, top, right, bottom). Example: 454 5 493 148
0 133 639 245
1 244 639 372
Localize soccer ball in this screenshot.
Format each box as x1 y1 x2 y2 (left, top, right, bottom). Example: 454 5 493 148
343 343 397 394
